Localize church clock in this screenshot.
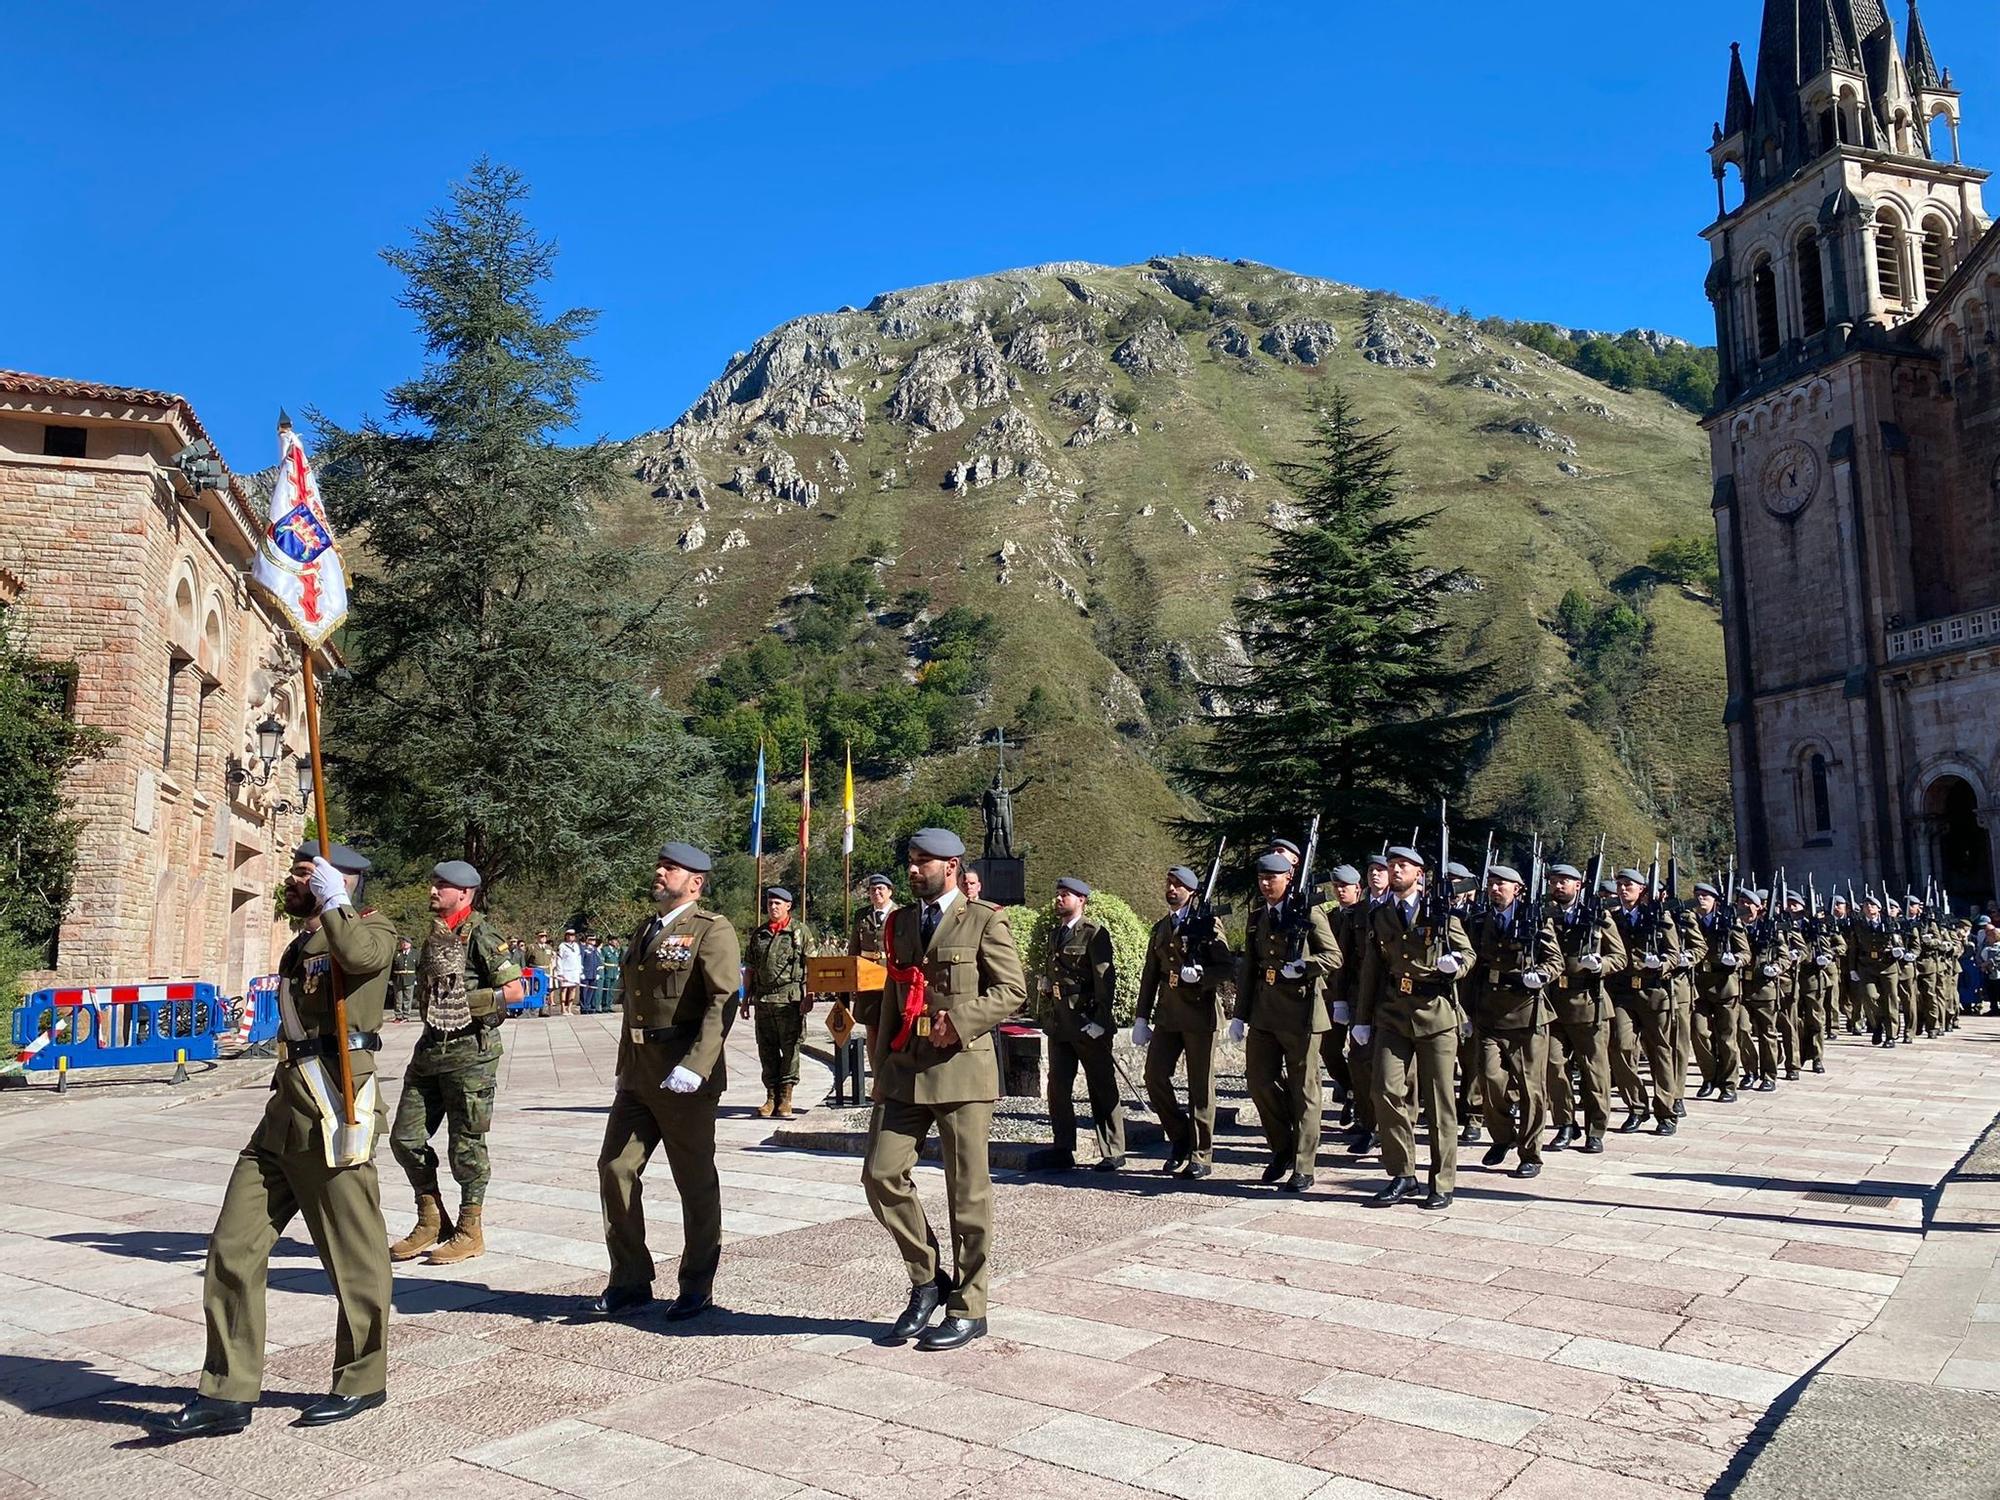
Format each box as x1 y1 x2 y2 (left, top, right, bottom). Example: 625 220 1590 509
1759 441 1820 517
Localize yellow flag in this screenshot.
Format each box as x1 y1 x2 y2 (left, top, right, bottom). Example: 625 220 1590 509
842 743 856 855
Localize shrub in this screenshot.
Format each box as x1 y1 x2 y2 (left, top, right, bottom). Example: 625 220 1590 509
1010 890 1151 1027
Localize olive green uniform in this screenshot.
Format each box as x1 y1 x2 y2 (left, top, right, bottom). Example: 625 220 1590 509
1849 916 1901 1043
1741 920 1793 1083
1609 902 1685 1123
391 910 520 1210
1467 900 1562 1162
863 895 1026 1319
1691 910 1751 1088
1137 908 1232 1169
747 921 810 1095
1041 915 1123 1162
598 902 740 1298
1234 899 1341 1178
390 945 417 1022
200 907 394 1403
1338 898 1387 1138
1356 894 1475 1193
1547 901 1626 1139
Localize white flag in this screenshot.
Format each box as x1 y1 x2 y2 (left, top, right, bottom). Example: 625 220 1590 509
251 421 349 649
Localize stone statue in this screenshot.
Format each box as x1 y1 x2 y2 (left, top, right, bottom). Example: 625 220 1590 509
981 771 1034 859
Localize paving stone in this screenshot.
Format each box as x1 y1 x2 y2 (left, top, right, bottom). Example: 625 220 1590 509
1302 1371 1547 1446
1004 1412 1191 1483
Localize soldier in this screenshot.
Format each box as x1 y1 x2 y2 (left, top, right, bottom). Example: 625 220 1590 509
1852 894 1901 1047
958 866 984 904
146 845 394 1437
1229 850 1340 1190
1831 895 1864 1033
1784 891 1828 1076
1911 897 1944 1038
597 932 623 1019
1354 846 1474 1208
1545 864 1623 1153
839 873 896 1103
743 886 810 1120
1445 860 1483 1147
1039 877 1124 1171
1318 864 1364 1128
1341 855 1393 1156
390 937 417 1023
1888 900 1918 1042
1465 863 1561 1178
1134 864 1232 1180
527 929 555 976
1689 883 1748 1101
388 861 523 1266
863 827 1026 1351
588 842 739 1321
1736 888 1790 1089
1609 869 1683 1135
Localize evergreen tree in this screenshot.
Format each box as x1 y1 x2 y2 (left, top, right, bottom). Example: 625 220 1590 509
1174 391 1489 858
315 159 720 902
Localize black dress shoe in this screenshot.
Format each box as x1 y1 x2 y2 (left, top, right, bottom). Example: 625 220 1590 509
1481 1141 1510 1167
1548 1125 1576 1151
1757 1079 1777 1092
885 1274 950 1342
1261 1159 1289 1184
1092 1155 1126 1173
1459 1122 1482 1145
1161 1152 1190 1175
144 1396 252 1438
585 1284 655 1319
1718 1087 1738 1102
1512 1160 1541 1179
916 1314 986 1352
1656 1118 1677 1137
1581 1135 1605 1154
1618 1111 1645 1134
1673 1100 1687 1119
1695 1082 1715 1100
1811 1061 1825 1074
1346 1131 1375 1155
295 1390 385 1427
1421 1190 1453 1211
1283 1171 1314 1192
1784 1068 1800 1081
1371 1176 1421 1206
1739 1074 1756 1087
663 1290 713 1322
1181 1161 1213 1181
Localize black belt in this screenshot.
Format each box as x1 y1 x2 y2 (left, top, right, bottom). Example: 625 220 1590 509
631 1023 697 1046
421 1020 495 1043
277 1031 380 1064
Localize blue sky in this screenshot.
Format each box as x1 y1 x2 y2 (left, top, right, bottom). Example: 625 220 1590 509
8 1 1991 466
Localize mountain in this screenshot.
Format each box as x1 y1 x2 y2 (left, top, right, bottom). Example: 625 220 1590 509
611 255 1728 901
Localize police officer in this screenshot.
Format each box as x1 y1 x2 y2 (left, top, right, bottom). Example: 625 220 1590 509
744 886 810 1120
588 843 740 1321
389 860 524 1266
1135 864 1232 1180
863 828 1026 1351
1466 864 1560 1178
146 844 394 1437
1040 877 1124 1171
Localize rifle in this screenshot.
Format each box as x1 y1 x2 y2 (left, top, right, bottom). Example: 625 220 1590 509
1185 838 1228 957
1282 816 1323 964
1474 830 1496 924
1519 833 1546 964
1643 840 1663 959
1424 799 1453 961
1580 832 1609 954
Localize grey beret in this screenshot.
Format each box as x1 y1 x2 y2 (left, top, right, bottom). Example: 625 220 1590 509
430 859 481 888
1616 867 1647 885
1693 881 1720 898
1255 852 1292 874
1446 861 1473 880
1548 863 1583 881
299 842 371 874
1489 864 1524 885
1366 853 1389 870
657 841 713 873
1056 876 1092 898
1329 864 1362 885
1737 887 1766 904
1268 839 1301 859
1386 845 1427 867
864 873 894 889
908 827 965 859
764 886 794 904
1167 866 1200 891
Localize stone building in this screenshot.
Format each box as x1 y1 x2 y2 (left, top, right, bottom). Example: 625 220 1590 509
0 371 314 994
1703 0 2000 906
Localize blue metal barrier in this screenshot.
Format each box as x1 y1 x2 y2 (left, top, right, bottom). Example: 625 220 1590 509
11 983 228 1071
509 967 549 1018
239 975 282 1046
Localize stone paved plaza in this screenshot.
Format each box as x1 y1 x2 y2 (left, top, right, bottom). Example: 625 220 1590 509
1 1012 1997 1498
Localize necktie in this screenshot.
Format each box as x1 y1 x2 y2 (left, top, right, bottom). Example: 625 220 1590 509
921 903 941 945
642 915 663 950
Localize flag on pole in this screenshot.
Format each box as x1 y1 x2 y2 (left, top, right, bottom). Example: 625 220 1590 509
842 743 856 856
799 743 812 856
749 741 767 858
250 417 349 649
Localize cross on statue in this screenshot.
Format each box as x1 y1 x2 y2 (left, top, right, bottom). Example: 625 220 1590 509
980 727 1033 859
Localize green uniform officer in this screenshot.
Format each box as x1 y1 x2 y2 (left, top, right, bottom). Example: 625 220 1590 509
390 939 417 1023
389 860 524 1266
1338 859 1392 1156
1466 864 1562 1178
1135 864 1233 1180
1851 896 1901 1046
863 827 1026 1352
587 842 739 1321
146 844 395 1438
744 886 810 1121
1040 876 1125 1171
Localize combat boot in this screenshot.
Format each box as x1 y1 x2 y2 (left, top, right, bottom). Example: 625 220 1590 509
757 1090 777 1119
390 1191 452 1262
777 1085 795 1120
425 1203 484 1265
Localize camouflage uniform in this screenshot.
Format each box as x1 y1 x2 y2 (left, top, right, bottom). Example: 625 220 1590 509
746 919 809 1111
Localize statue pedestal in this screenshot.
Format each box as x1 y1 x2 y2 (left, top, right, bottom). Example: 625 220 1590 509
971 856 1025 907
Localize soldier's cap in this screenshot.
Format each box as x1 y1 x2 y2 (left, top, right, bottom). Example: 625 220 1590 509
1268 838 1301 859
1055 876 1092 898
764 886 794 904
1863 894 1883 907
657 841 713 873
1446 860 1473 879
294 842 371 876
1782 890 1804 906
1737 887 1767 905
1693 881 1720 898
1167 865 1200 891
1329 863 1362 885
1548 863 1583 881
864 873 894 890
1598 880 1618 894
1385 845 1427 868
1488 864 1524 886
908 827 965 860
1366 853 1389 870
1254 852 1293 875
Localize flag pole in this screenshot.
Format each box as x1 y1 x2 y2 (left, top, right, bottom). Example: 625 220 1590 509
299 647 357 1126
798 742 811 930
842 741 854 938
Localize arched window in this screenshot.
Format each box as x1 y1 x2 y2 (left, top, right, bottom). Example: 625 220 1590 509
1922 217 1951 300
1818 108 1838 155
1798 230 1827 337
1752 257 1781 359
1876 214 1905 302
1810 753 1832 834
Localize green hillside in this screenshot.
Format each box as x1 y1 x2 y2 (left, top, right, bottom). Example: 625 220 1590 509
611 256 1727 911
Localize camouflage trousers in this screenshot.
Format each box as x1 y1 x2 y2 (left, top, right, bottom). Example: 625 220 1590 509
390 1028 502 1207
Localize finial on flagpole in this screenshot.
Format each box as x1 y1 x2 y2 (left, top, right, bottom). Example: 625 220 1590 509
277 408 293 432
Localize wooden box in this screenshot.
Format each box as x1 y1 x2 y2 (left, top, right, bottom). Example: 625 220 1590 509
806 955 887 995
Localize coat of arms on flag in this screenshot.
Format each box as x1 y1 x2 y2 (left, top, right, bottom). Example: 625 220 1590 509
251 416 349 648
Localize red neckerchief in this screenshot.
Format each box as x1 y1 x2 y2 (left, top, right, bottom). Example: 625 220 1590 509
444 906 473 932
766 916 791 935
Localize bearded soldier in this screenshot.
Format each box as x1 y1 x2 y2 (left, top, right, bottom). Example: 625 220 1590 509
1134 864 1233 1180
389 860 524 1266
1465 864 1561 1178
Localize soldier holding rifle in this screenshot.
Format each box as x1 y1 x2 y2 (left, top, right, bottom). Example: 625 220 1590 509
1135 856 1234 1181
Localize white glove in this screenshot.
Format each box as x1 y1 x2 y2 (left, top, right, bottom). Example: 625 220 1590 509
1178 965 1203 985
1521 971 1546 989
1761 963 1780 978
1848 970 1860 982
1641 954 1664 971
1675 952 1694 970
1082 1022 1107 1041
664 1066 702 1094
1330 1000 1352 1023
1131 1018 1153 1047
1719 953 1740 968
1816 954 1831 968
1578 954 1603 973
1226 1018 1247 1043
1350 1024 1373 1047
1279 960 1306 981
1434 953 1462 977
308 856 351 912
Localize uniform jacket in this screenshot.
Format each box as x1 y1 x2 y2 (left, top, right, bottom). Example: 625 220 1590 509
1847 919 1898 999
1610 902 1684 1011
746 922 808 1005
1691 911 1749 1002
1041 916 1116 1040
849 905 894 960
1467 902 1562 1031
1136 908 1233 1032
257 907 396 1154
866 895 1026 1105
1234 897 1340 1038
1354 891 1475 1039
1741 922 1795 1004
1548 901 1628 1025
618 904 740 1098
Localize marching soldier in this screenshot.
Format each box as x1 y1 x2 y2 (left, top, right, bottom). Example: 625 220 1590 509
1545 864 1623 1153
1465 863 1561 1178
1736 887 1789 1089
743 886 810 1120
1446 861 1482 1147
1853 894 1901 1047
1135 864 1233 1180
1831 894 1864 1033
1354 845 1475 1209
863 827 1026 1351
390 937 416 1023
389 861 524 1266
1342 854 1393 1156
1784 891 1828 1075
1319 865 1363 1132
1690 883 1748 1101
1039 877 1125 1171
1609 869 1683 1135
1888 900 1918 1042
588 843 739 1322
147 845 394 1437
1230 850 1340 1190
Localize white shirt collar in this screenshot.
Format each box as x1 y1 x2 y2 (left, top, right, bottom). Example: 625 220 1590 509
655 900 697 930
928 888 959 917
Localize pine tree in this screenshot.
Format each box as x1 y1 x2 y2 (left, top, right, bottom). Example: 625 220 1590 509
1174 390 1489 859
314 159 720 902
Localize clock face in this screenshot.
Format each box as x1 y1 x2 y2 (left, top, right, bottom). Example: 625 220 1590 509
1760 441 1820 517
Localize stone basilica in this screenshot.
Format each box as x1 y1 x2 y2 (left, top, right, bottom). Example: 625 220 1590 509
1704 0 2000 904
